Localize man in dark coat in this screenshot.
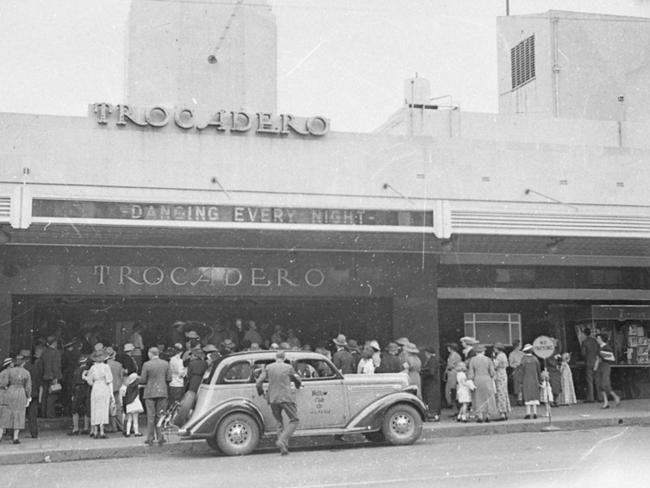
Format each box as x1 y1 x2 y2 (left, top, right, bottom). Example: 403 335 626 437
41 336 62 418
140 347 171 446
377 342 404 373
421 346 441 421
256 350 302 455
581 328 599 402
21 349 42 437
331 334 354 374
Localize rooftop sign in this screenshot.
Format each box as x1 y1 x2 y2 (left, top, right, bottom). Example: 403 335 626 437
92 103 329 137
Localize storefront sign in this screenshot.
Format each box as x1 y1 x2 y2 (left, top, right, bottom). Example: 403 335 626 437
92 103 329 136
33 199 434 228
532 335 556 359
92 265 327 289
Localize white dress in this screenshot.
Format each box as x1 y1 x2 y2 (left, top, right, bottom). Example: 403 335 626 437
456 371 472 404
559 362 577 405
86 362 113 426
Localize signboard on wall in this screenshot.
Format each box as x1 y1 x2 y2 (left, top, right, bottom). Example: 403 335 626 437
32 199 434 231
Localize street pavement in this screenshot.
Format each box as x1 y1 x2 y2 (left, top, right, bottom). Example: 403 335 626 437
3 425 649 488
0 399 649 466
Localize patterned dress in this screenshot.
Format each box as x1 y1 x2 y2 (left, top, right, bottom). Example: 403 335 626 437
0 366 31 429
493 352 511 414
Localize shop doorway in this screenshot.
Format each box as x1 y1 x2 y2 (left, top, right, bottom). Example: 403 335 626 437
12 295 394 352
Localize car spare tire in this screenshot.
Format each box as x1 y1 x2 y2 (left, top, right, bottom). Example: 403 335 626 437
381 404 422 445
173 390 196 427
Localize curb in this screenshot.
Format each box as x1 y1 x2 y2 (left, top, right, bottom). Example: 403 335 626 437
2 415 649 466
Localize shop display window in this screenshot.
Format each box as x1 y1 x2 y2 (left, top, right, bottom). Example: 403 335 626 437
463 313 522 346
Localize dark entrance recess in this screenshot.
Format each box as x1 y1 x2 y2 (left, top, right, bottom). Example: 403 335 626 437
12 295 393 352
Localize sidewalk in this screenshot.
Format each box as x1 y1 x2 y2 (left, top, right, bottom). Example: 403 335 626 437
1 400 649 466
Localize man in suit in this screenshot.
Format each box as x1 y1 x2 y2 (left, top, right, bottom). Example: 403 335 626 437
41 336 62 418
581 328 600 402
21 349 42 438
256 350 302 455
331 334 354 374
140 347 171 446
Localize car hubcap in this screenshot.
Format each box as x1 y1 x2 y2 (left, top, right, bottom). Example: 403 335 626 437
391 413 413 436
227 421 249 445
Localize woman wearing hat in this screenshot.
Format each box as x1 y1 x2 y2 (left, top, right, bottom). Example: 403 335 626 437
519 344 541 419
0 355 31 444
85 350 113 439
467 345 497 422
402 343 422 399
68 355 91 436
492 343 511 421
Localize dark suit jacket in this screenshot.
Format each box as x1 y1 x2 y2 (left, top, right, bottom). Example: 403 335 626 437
140 357 171 399
332 349 354 374
581 336 599 368
41 346 62 381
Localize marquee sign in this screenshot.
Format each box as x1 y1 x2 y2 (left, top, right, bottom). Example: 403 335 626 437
92 103 329 137
32 199 434 230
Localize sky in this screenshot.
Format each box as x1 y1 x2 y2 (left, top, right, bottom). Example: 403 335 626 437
1 0 650 132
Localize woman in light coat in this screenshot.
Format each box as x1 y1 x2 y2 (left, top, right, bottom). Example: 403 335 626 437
402 343 422 399
493 343 511 420
85 350 113 439
467 344 496 422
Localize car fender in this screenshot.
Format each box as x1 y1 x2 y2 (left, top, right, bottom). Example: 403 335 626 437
182 398 265 438
345 391 427 432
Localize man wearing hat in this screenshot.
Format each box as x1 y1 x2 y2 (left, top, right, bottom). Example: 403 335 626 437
377 342 403 373
68 355 91 435
219 339 236 357
106 347 124 433
347 339 361 372
255 350 302 455
140 347 171 446
61 338 81 417
41 335 62 418
332 334 354 374
21 349 41 438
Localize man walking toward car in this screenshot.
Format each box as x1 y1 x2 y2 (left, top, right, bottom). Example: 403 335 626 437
255 350 302 455
140 347 171 446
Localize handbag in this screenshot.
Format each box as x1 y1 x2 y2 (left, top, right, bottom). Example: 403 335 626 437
126 396 144 415
49 381 62 393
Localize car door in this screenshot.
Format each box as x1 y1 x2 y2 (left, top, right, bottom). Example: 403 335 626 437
294 357 348 429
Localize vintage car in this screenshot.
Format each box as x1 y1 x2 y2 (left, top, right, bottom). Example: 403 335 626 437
177 350 427 455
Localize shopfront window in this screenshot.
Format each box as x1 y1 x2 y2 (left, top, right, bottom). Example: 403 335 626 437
463 313 521 346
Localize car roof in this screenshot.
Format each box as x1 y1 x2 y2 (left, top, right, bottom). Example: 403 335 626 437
223 350 329 361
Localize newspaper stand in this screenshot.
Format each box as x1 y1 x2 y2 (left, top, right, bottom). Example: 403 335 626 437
532 335 561 432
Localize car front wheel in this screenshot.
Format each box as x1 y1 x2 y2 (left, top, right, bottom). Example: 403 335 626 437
216 413 260 456
381 404 422 445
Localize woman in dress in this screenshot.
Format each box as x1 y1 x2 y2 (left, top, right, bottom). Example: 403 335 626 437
558 352 577 405
518 344 541 419
0 354 31 444
467 344 496 422
444 343 462 414
492 343 511 420
402 343 422 399
85 350 113 439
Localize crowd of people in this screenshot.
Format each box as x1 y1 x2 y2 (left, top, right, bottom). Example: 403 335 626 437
0 319 622 442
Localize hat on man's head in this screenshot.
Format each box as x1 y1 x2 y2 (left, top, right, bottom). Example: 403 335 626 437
475 344 486 353
333 334 347 346
368 340 380 352
202 344 219 354
2 357 13 368
123 343 135 352
185 330 200 339
522 343 534 353
19 349 31 358
222 339 236 349
493 342 505 351
347 339 360 352
460 336 479 345
395 337 410 347
403 343 419 354
46 335 57 345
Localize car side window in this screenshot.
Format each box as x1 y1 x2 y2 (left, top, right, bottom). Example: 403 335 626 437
222 361 252 383
295 359 337 380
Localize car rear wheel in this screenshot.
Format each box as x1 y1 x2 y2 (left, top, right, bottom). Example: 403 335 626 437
381 404 422 445
216 413 260 456
364 431 386 443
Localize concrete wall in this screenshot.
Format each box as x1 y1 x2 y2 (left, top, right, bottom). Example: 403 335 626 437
498 11 650 122
127 0 276 116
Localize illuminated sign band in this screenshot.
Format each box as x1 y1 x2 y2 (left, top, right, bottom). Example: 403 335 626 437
33 199 434 229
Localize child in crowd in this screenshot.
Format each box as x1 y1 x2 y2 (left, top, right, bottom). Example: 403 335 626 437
68 355 90 436
455 362 473 422
123 373 143 437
